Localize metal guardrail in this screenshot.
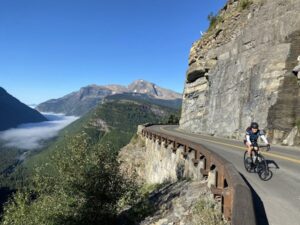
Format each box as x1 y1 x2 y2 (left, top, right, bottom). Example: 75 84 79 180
142 126 256 225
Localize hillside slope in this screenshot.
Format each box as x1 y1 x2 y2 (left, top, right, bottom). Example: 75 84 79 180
180 0 300 145
0 87 47 131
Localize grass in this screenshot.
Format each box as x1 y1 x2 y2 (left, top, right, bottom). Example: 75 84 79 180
191 198 229 225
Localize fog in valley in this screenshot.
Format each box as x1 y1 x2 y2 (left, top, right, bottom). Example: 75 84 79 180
0 113 78 150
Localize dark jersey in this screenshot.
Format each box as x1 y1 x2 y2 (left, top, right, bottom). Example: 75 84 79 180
245 127 265 143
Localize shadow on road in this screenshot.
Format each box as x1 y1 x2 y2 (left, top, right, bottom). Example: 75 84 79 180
266 160 280 169
240 173 269 225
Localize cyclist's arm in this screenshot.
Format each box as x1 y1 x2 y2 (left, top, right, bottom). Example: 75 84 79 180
260 135 269 145
246 134 252 145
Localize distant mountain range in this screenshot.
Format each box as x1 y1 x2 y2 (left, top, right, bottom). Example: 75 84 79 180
36 80 182 116
0 87 47 131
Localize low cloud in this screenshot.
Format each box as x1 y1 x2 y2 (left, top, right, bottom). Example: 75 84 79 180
0 113 78 150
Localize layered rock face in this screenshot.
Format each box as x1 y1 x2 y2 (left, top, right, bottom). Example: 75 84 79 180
180 0 300 144
119 131 203 184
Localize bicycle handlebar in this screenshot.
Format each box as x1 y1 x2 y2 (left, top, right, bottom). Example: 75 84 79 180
258 145 271 151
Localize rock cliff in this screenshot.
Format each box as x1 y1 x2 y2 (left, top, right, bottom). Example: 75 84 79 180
179 0 300 145
119 128 203 185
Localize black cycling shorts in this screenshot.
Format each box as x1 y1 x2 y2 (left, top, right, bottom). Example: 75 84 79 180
244 140 258 147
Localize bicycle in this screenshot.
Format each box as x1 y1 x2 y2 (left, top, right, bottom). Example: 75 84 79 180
243 145 273 181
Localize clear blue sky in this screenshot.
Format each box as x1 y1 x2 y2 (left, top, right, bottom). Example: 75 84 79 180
0 0 227 104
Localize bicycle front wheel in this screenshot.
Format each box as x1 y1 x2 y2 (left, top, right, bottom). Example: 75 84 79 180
259 169 273 181
257 154 273 181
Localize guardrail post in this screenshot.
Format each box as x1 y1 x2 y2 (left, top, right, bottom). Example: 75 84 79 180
172 142 177 153
207 165 217 188
223 187 232 221
199 155 207 176
181 145 189 158
163 138 168 148
157 136 161 145
192 149 200 166
200 154 210 177
217 166 225 189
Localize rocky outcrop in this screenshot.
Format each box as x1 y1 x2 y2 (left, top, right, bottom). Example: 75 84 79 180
119 133 147 183
119 130 203 184
180 0 300 144
87 118 109 132
139 181 225 225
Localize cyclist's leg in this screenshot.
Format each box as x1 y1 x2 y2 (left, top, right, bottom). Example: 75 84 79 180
252 142 259 163
246 142 253 157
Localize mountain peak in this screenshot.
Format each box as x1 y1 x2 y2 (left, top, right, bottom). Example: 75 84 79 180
128 80 181 100
130 79 152 84
129 79 155 87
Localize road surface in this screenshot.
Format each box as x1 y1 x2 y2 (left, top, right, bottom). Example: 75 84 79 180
148 125 300 225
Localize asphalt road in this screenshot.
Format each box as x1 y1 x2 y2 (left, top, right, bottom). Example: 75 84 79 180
148 125 300 225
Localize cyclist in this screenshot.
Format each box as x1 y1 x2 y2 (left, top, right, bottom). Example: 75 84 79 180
244 122 270 159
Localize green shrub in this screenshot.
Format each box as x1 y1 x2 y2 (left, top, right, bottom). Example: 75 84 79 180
239 0 253 10
166 114 180 125
296 120 300 130
207 13 223 32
